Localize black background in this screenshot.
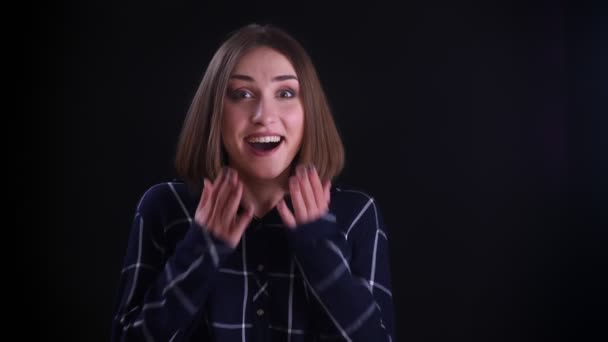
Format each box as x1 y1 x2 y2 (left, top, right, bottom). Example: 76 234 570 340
28 0 606 341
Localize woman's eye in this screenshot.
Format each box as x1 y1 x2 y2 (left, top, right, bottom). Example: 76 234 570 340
229 90 253 100
278 89 295 98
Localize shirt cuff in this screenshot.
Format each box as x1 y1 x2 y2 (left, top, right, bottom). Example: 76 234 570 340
286 213 339 248
177 222 234 267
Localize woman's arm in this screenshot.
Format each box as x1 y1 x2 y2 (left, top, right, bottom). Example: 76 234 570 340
277 166 395 341
110 184 234 341
286 198 395 341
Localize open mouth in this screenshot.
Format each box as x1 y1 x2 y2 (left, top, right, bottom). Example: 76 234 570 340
246 135 284 153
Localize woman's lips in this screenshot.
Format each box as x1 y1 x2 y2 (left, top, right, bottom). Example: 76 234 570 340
246 138 284 156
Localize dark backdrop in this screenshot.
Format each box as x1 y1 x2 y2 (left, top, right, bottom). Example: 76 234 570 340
28 0 606 341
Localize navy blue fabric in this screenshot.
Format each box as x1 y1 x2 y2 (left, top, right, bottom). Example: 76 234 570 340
111 181 395 341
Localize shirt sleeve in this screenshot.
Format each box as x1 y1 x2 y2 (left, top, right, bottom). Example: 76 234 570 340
110 187 233 341
286 198 395 341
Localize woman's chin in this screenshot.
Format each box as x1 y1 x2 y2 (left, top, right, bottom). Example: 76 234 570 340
242 167 290 182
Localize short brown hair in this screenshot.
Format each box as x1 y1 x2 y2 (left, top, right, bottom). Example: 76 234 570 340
175 24 344 189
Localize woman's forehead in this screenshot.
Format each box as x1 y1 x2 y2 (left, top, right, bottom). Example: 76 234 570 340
231 47 297 79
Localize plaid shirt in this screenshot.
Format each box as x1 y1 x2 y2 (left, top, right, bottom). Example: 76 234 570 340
111 181 395 341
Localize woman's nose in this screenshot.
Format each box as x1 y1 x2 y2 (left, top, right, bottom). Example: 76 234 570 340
251 98 278 124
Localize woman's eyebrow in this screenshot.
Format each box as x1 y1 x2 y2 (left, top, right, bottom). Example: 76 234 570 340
229 74 254 81
272 75 298 82
229 74 298 82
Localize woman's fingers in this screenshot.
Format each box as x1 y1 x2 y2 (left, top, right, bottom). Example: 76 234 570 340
233 206 254 236
277 199 297 229
209 168 233 225
228 198 253 248
222 178 243 227
289 176 307 220
296 166 319 215
307 165 327 211
286 165 332 226
195 178 212 227
200 178 213 218
199 165 334 241
195 167 253 248
204 170 223 226
199 179 210 208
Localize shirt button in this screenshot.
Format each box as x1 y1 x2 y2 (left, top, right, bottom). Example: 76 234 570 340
256 309 264 316
257 264 264 272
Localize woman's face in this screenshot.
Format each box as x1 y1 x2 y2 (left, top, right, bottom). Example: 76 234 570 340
221 47 304 182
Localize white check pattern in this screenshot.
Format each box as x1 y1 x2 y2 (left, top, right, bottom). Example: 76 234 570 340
111 182 395 341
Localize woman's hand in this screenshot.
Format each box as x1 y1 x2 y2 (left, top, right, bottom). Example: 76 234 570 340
195 167 254 248
277 165 331 229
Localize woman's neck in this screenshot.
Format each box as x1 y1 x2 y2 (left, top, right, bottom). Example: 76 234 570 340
240 170 290 218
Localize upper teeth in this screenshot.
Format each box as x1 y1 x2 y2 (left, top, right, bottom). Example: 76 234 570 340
247 136 281 143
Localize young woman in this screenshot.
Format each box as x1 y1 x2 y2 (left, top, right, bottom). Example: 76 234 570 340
111 24 395 342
